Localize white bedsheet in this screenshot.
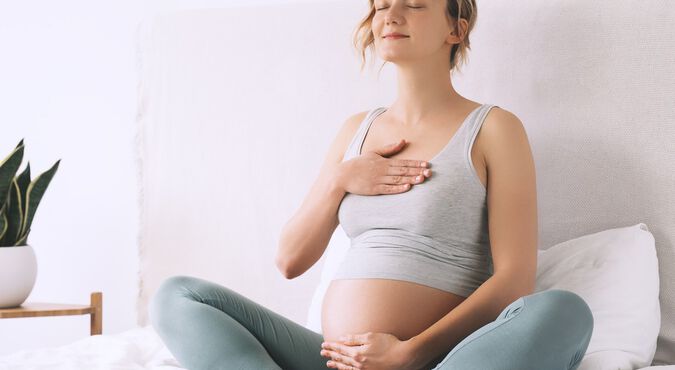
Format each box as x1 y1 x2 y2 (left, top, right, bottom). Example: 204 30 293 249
0 325 185 370
1 324 673 370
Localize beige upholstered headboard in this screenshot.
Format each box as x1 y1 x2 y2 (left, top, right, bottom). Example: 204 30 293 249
135 1 675 365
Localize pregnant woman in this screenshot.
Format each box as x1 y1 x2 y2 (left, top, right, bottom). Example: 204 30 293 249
150 0 594 369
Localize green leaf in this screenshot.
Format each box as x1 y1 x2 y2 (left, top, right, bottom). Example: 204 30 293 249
1 179 24 245
16 228 29 246
0 205 7 244
0 144 24 209
19 159 60 239
16 162 31 216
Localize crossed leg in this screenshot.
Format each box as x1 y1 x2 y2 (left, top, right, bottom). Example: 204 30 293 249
149 275 328 370
432 289 594 370
150 275 593 370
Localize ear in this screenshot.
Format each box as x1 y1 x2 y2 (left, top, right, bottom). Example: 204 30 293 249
446 18 468 44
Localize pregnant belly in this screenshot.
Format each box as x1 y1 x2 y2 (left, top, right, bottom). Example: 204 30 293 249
321 278 467 343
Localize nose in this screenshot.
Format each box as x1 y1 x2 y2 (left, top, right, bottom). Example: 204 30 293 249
384 7 403 25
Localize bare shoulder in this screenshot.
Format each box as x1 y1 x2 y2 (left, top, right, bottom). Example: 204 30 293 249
343 110 370 133
480 106 538 286
478 106 531 168
321 110 370 167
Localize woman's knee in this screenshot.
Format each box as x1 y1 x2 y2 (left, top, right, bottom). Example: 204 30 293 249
158 275 198 294
543 289 593 327
529 289 594 344
149 275 198 327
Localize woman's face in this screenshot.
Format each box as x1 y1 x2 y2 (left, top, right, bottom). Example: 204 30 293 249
371 0 456 66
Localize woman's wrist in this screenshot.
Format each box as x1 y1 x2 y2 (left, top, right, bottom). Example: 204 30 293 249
405 336 433 370
330 162 347 195
402 335 428 370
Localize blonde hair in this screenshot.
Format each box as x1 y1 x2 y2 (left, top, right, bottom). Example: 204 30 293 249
352 0 477 75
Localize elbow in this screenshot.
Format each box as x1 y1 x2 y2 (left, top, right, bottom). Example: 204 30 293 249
276 234 314 280
509 275 536 299
514 284 535 300
520 268 537 297
275 235 293 279
275 254 297 280
495 269 536 299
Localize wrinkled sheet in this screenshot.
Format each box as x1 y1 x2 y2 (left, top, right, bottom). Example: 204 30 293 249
0 325 185 370
1 324 673 370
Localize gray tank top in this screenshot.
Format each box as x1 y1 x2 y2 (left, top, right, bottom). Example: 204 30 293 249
334 104 498 297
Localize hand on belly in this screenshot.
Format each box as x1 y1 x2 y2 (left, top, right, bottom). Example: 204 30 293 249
320 279 466 369
320 331 416 370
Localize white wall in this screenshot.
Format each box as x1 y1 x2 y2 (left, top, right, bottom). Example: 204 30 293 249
0 0 311 356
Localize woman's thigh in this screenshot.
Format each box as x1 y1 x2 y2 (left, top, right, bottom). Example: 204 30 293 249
149 275 327 370
432 289 594 370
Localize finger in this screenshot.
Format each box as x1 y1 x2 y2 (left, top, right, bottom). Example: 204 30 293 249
322 342 355 356
389 158 428 168
383 139 406 150
322 343 362 363
381 174 425 185
376 183 411 194
329 359 362 370
320 349 343 359
387 166 432 177
323 350 362 369
374 139 406 156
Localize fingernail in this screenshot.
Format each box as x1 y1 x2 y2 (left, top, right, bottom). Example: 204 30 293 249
424 169 431 176
421 161 427 167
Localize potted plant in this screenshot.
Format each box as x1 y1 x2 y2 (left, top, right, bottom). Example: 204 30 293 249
0 139 60 308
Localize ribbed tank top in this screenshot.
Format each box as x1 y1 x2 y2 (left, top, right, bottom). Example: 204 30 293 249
334 104 498 298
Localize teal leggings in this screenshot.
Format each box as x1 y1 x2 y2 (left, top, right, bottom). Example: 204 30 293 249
149 275 593 370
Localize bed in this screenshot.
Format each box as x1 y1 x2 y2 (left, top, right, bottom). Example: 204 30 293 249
0 325 182 369
2 0 673 369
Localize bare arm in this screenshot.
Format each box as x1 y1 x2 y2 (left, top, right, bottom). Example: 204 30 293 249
275 111 368 279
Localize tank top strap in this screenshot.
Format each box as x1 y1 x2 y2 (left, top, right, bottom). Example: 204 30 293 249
465 104 499 144
463 103 500 168
343 107 386 161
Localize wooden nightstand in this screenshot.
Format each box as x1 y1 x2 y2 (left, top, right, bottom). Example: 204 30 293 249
0 292 102 335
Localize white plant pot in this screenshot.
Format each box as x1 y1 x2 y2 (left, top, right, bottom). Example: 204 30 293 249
0 244 38 308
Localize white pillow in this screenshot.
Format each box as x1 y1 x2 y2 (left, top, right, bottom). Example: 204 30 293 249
305 231 350 334
306 223 660 370
535 223 660 370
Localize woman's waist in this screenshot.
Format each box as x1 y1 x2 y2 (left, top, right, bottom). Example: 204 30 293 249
333 230 494 297
349 228 491 263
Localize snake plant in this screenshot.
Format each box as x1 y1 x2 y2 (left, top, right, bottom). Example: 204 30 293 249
0 139 60 247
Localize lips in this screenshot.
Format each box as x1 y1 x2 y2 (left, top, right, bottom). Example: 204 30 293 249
383 32 409 38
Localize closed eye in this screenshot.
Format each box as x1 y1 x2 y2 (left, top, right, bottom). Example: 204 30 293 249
375 6 424 10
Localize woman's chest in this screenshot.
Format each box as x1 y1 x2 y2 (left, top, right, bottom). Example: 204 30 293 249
358 110 489 190
337 157 487 240
381 145 487 191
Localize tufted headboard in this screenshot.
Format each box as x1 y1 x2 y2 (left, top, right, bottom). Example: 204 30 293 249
135 1 675 366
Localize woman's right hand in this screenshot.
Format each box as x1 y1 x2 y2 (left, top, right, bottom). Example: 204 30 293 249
337 139 432 196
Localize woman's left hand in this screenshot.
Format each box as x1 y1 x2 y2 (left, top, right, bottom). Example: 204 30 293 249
320 332 417 370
